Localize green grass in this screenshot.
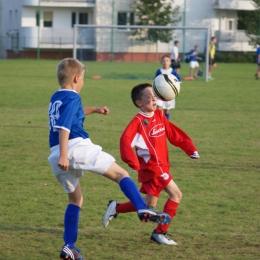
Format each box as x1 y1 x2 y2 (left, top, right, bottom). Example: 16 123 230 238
0 59 259 259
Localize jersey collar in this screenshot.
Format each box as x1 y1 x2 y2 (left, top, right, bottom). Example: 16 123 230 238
58 89 78 94
138 111 154 118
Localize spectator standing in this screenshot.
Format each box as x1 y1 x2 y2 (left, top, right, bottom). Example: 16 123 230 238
170 41 181 74
208 37 217 80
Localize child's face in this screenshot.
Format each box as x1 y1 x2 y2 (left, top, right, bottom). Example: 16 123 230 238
75 70 85 93
161 57 171 69
137 87 157 114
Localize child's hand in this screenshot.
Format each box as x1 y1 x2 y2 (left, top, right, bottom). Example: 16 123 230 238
97 106 109 115
58 156 69 171
190 151 200 159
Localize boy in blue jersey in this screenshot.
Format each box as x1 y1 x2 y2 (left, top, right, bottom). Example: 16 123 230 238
255 42 260 80
188 45 202 79
155 55 181 121
48 58 171 260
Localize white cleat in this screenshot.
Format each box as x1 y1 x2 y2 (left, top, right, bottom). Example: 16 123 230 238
102 200 118 228
150 230 177 245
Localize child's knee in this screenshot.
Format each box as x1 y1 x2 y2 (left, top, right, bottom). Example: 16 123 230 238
170 189 182 202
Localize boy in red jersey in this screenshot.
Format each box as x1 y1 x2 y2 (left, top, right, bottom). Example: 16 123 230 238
102 83 200 245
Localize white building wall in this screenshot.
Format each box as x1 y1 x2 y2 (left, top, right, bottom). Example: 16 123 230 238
0 0 256 59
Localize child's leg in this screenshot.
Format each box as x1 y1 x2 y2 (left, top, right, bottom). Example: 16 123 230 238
63 182 83 249
154 180 181 233
103 162 146 210
190 67 193 77
193 66 199 77
164 109 170 120
103 162 171 226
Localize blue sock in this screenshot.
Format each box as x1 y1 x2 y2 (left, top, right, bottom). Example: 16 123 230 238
165 113 170 120
63 204 80 249
119 177 146 211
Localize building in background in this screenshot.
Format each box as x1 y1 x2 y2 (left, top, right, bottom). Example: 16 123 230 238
0 0 256 60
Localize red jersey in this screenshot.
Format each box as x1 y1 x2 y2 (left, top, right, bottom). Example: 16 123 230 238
120 110 198 183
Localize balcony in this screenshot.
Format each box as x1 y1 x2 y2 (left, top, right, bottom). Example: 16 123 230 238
22 0 95 7
215 30 255 51
213 0 255 10
18 27 95 50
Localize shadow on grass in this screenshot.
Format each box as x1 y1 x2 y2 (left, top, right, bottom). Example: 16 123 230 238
0 224 63 235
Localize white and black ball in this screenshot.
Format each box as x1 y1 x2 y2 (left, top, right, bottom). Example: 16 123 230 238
152 74 180 101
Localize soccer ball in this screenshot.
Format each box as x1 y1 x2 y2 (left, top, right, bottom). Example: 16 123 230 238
152 74 180 101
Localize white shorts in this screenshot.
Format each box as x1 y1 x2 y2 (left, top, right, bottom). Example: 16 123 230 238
48 137 115 193
190 61 199 68
156 98 175 109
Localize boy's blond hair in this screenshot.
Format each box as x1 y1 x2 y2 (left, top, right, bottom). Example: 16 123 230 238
56 58 86 87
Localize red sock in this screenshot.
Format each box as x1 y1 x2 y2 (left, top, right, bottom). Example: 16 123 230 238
116 201 137 213
155 199 179 233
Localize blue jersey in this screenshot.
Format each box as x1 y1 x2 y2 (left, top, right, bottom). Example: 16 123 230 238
256 47 260 63
48 89 89 148
189 49 198 62
155 68 181 82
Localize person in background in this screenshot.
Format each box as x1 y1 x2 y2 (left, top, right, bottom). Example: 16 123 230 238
155 55 181 121
208 37 217 80
255 41 260 80
170 40 181 74
188 45 202 79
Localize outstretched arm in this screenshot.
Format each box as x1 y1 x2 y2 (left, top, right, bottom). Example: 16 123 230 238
83 106 109 115
164 118 199 159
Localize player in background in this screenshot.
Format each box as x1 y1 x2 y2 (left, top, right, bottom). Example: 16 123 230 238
155 55 181 121
102 83 200 245
188 45 202 79
255 41 260 80
48 58 171 260
208 37 217 81
170 40 181 74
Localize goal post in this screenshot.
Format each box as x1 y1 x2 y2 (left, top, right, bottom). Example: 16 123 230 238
73 24 211 82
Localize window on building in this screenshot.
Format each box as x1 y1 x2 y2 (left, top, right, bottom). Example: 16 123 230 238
72 12 76 27
117 12 135 26
79 13 88 24
15 10 18 29
36 12 40 26
226 20 234 31
9 10 12 29
44 12 53 27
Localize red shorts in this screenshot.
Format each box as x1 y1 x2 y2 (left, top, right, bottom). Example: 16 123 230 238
139 173 172 197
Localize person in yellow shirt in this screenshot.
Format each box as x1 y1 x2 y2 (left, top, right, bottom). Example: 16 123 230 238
208 37 217 80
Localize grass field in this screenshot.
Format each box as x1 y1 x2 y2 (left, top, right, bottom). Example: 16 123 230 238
0 59 259 260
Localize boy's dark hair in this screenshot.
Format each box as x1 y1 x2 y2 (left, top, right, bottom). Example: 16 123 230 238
174 40 179 45
131 83 152 108
160 54 171 62
211 36 216 41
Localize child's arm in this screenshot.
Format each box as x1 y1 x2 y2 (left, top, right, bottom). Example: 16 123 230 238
58 129 70 171
164 119 199 158
120 120 140 171
83 106 109 115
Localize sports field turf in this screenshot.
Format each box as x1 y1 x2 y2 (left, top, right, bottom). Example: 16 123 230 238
0 60 259 259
